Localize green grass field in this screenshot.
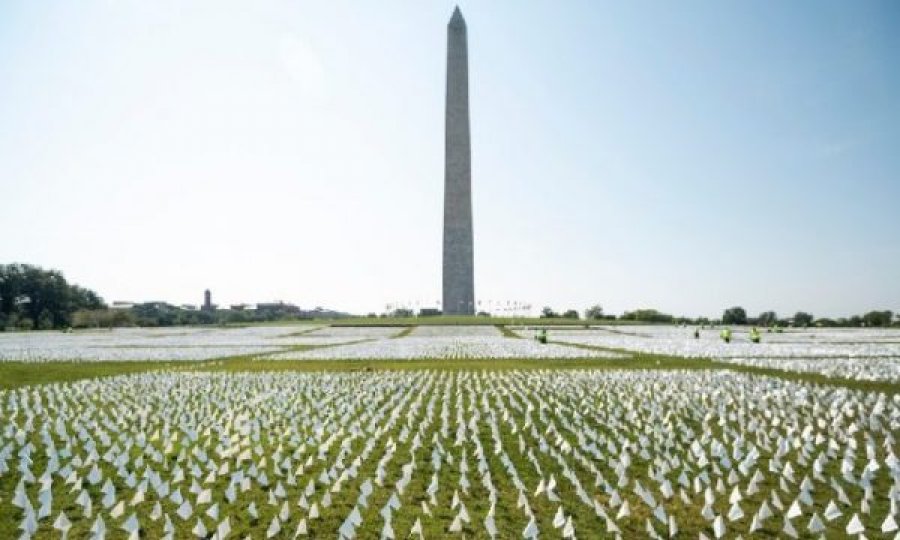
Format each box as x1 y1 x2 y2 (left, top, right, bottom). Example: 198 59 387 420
1 325 898 539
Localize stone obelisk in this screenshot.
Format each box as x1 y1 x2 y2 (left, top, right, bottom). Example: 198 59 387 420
443 6 475 316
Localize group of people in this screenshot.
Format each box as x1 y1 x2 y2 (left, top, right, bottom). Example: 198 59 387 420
693 326 763 343
533 325 768 346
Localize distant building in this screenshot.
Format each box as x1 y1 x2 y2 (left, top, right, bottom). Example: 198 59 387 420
111 301 135 310
201 289 215 312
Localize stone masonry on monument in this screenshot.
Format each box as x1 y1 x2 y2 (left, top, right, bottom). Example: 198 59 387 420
442 6 475 315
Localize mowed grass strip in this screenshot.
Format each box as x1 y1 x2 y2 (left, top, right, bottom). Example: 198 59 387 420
496 325 523 338
0 360 194 390
393 326 417 338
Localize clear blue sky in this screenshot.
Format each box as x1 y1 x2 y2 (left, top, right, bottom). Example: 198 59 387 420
1 1 898 318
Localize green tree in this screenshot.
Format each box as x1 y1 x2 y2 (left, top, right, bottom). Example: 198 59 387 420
132 302 180 326
562 309 580 319
862 310 893 327
37 309 54 330
225 310 250 324
757 311 778 326
540 307 558 318
584 305 604 320
722 307 747 325
793 311 814 327
0 263 106 330
621 309 673 323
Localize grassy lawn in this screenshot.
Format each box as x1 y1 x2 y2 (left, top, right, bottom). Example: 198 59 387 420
0 358 894 539
1 336 898 539
0 360 195 390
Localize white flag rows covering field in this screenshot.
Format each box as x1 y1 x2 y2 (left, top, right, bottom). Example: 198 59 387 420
548 325 900 359
267 324 627 361
549 325 900 382
1 369 899 538
0 325 389 362
4 323 897 380
268 335 627 361
0 324 624 363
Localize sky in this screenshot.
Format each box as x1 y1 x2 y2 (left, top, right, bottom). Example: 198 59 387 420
1 1 898 318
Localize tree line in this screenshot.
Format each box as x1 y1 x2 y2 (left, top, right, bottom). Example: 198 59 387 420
119 302 320 327
538 303 898 327
0 264 105 330
1 264 355 331
721 306 896 328
3 264 896 330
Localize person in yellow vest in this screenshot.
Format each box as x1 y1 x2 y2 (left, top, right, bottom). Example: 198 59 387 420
749 326 761 343
720 327 732 343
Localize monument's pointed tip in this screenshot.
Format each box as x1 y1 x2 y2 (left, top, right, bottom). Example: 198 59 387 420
449 6 465 26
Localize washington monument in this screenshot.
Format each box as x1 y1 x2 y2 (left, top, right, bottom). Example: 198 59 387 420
442 7 475 316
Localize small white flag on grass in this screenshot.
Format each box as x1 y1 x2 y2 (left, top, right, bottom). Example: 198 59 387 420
293 518 308 537
808 513 825 534
409 517 423 539
53 511 72 539
727 501 744 522
121 514 139 535
266 516 281 538
381 519 395 539
484 513 497 538
217 517 231 539
712 515 725 539
786 500 802 520
824 500 842 521
177 500 193 521
782 516 798 539
847 513 865 535
192 518 207 538
449 513 463 533
552 506 565 528
522 516 538 539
